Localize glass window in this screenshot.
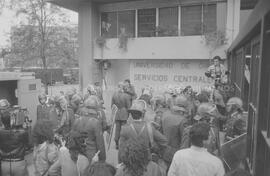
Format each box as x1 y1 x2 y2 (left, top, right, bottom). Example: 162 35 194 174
158 7 178 36
138 8 156 37
118 10 135 37
101 12 117 38
181 5 202 36
203 4 217 33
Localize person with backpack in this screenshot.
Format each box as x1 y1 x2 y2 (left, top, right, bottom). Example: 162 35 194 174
72 96 106 163
160 95 191 168
118 100 168 164
54 95 75 139
180 103 221 156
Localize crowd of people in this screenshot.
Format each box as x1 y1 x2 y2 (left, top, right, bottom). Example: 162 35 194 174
0 57 250 176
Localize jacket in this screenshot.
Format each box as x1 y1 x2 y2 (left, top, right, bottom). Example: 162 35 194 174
119 120 168 160
57 108 75 137
0 128 28 160
37 104 50 121
161 110 186 149
48 146 89 176
111 91 131 121
33 142 58 176
72 115 106 162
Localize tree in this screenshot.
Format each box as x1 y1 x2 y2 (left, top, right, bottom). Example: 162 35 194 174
7 0 71 93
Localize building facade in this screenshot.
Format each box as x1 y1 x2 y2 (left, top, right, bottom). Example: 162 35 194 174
49 0 241 94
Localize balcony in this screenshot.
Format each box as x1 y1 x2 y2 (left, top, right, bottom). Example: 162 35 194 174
47 0 140 11
93 36 228 60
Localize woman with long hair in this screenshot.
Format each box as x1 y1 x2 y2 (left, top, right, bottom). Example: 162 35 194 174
32 119 58 176
48 130 89 176
116 138 163 176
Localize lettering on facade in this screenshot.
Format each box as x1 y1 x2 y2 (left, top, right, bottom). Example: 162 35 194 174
173 75 212 83
134 62 173 69
134 74 168 82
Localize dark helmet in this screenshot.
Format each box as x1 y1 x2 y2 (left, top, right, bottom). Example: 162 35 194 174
0 99 10 110
172 95 188 112
84 96 99 109
194 103 217 121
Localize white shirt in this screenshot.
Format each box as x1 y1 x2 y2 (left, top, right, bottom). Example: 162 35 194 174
168 146 225 176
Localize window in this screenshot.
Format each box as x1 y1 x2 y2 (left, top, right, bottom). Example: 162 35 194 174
118 11 135 37
158 7 178 36
181 4 216 36
203 4 217 33
101 10 135 38
181 5 202 36
101 12 117 38
138 8 156 37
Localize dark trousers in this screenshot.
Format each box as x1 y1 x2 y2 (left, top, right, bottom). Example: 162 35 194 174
114 120 127 144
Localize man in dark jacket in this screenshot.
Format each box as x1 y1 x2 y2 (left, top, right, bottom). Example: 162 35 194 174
37 93 50 121
111 82 131 149
0 99 28 176
161 95 189 149
72 96 106 163
123 79 137 102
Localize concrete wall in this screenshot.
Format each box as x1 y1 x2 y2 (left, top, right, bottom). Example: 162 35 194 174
78 2 100 92
240 9 253 30
94 36 229 60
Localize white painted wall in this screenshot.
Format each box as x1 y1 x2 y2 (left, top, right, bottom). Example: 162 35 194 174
94 36 229 60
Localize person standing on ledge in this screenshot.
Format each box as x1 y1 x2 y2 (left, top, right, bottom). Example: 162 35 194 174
124 79 137 103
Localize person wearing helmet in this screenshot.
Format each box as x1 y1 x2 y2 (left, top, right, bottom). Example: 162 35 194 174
160 95 190 165
151 94 168 132
119 99 168 164
37 93 50 121
79 95 109 133
54 95 75 138
72 96 106 163
180 103 221 156
161 95 189 147
0 99 29 176
224 97 247 141
70 93 83 114
65 88 77 107
111 82 132 149
46 96 59 130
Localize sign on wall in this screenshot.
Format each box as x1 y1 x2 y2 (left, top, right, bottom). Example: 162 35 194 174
130 59 214 92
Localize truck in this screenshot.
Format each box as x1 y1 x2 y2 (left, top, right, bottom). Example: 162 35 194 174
0 72 42 127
